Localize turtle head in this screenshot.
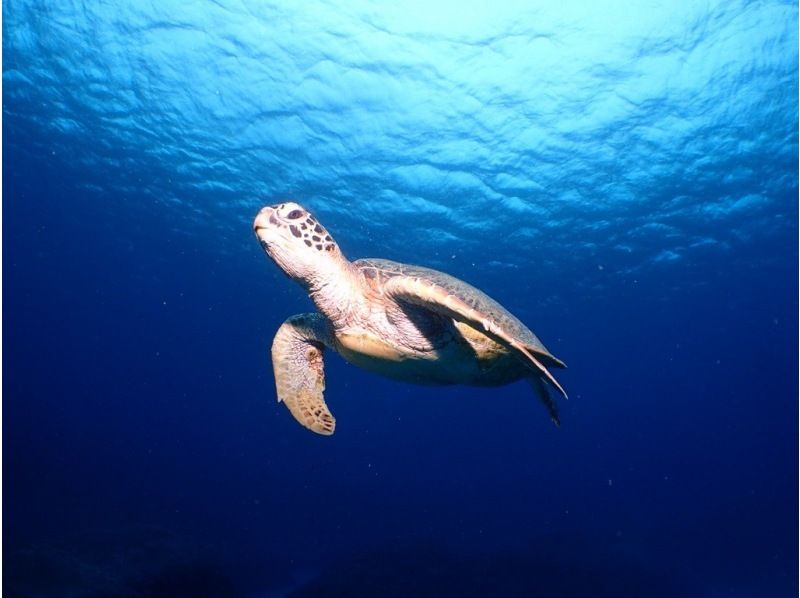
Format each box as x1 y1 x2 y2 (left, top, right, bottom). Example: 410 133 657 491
253 202 343 285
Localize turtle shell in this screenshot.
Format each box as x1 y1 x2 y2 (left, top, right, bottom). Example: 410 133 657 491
354 258 565 369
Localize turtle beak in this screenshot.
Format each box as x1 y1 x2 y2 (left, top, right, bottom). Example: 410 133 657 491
253 206 274 234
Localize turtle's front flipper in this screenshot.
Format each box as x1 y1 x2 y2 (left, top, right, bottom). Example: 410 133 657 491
271 313 335 435
383 276 567 400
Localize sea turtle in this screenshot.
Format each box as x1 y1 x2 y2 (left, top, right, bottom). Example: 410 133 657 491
254 202 567 436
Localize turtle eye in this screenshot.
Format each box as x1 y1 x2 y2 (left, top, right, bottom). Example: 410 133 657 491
286 209 303 220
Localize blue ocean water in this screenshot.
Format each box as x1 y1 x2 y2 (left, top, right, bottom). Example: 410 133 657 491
3 0 797 595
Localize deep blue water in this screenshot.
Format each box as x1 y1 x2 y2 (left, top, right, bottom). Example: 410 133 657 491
3 1 798 596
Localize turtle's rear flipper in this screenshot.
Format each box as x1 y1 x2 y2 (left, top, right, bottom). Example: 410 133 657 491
528 376 560 427
271 313 335 435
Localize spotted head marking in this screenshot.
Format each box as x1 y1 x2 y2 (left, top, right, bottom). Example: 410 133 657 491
253 202 342 284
